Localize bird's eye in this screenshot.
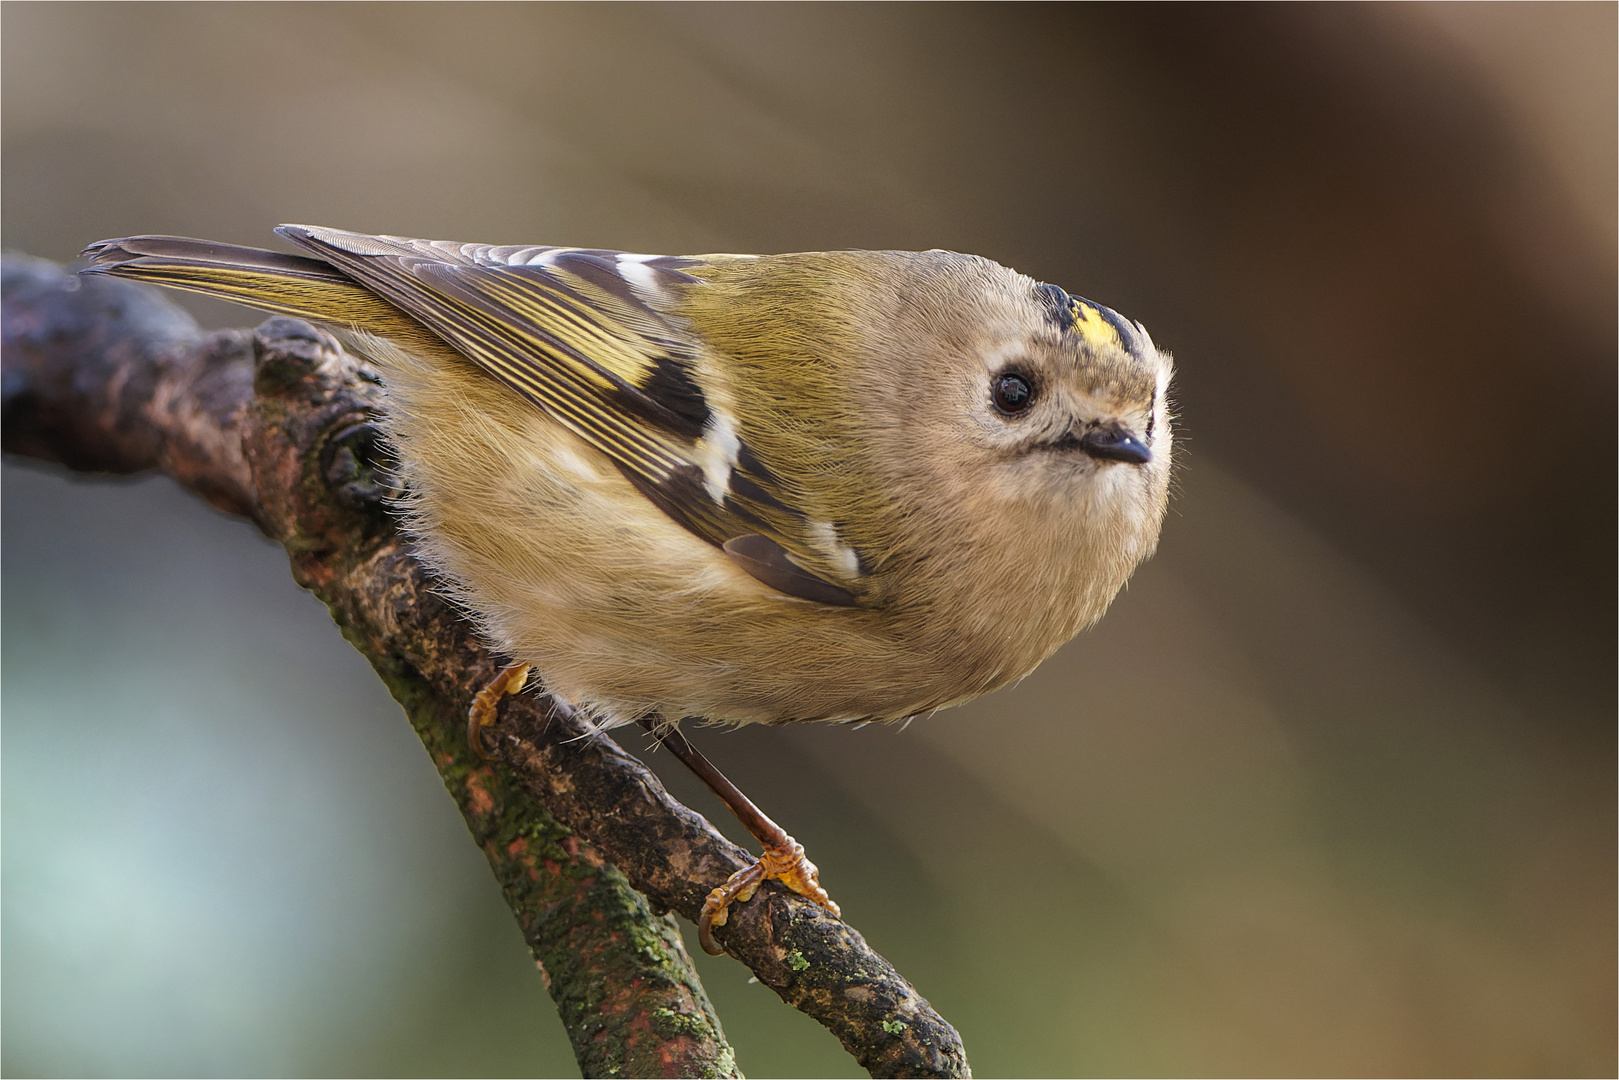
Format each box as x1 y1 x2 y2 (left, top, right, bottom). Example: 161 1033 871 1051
992 372 1035 415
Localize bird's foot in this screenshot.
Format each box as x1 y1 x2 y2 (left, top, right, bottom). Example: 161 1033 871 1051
467 662 532 760
698 835 840 955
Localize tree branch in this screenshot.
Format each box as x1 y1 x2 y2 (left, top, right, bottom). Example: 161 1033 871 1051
2 255 971 1080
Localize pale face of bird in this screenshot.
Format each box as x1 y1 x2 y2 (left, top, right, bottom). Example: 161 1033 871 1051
889 257 1172 520
670 250 1173 660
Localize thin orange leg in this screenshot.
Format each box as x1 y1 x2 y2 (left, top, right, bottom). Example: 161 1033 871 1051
467 662 532 760
639 718 840 955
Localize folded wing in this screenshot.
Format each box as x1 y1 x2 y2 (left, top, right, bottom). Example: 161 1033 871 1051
83 227 860 606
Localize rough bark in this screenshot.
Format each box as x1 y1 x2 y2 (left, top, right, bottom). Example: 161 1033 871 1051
1 254 972 1080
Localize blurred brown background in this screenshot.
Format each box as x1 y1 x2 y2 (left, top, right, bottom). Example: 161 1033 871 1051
3 4 1613 1076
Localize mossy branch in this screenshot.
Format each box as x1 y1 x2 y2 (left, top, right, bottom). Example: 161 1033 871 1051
1 255 971 1080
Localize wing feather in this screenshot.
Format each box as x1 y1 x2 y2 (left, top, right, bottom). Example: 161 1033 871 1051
275 226 864 604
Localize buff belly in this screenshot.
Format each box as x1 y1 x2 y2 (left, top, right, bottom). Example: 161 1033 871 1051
351 331 995 727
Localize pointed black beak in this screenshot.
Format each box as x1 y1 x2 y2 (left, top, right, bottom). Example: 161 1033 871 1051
1079 424 1152 465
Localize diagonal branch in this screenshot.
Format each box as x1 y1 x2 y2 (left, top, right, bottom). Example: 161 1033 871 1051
1 255 972 1080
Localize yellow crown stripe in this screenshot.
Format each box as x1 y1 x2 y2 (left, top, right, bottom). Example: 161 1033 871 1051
1069 299 1122 350
1062 297 1126 352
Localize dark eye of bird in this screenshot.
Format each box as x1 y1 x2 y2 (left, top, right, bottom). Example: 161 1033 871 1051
992 372 1035 415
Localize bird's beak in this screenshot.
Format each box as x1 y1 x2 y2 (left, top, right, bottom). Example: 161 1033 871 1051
1079 423 1152 465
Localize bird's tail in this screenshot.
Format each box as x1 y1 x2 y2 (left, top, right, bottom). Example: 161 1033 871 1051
80 235 423 340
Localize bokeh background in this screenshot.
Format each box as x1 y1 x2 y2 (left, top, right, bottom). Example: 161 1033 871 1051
4 4 1613 1076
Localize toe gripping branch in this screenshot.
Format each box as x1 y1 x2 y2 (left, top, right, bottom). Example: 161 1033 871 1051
638 718 841 955
696 833 836 956
468 662 533 760
467 668 840 956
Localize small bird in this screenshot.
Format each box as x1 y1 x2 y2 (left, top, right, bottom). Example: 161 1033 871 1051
81 227 1175 952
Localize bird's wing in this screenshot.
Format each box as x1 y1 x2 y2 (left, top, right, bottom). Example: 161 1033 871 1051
277 225 860 606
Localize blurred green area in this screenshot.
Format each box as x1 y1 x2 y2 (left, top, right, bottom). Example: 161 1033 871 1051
3 4 1613 1076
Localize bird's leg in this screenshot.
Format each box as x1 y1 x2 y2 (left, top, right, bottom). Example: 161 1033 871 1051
467 662 532 760
639 718 840 955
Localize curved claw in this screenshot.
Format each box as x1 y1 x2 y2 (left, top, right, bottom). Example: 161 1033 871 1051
467 662 532 760
696 837 841 956
698 863 763 955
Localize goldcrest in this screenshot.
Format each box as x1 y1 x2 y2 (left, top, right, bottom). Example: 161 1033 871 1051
82 227 1174 945
83 226 1173 728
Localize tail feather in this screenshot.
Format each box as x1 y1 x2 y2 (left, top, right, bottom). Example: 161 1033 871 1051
82 235 345 282
80 234 430 343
